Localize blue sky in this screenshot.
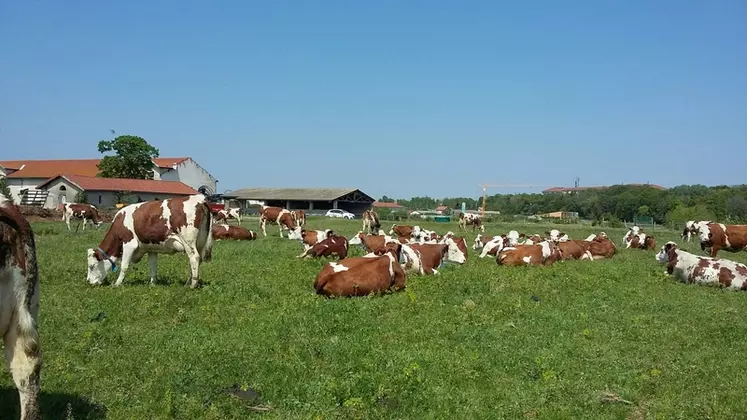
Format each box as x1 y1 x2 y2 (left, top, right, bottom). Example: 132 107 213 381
2 1 745 199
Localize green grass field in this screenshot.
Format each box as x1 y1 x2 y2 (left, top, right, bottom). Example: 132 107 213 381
3 217 747 419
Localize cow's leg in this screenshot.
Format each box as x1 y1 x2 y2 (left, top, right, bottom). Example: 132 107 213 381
82 218 88 231
4 316 42 420
185 247 202 289
65 215 71 231
112 245 136 287
148 253 158 285
278 222 284 238
260 218 267 236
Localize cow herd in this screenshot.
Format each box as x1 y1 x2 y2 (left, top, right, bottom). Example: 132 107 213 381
4 194 747 419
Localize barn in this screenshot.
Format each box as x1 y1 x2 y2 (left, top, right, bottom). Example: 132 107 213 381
223 187 375 216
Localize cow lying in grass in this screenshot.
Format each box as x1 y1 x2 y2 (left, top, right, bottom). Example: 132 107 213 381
497 241 563 266
212 224 257 240
313 243 406 297
298 234 349 260
656 241 747 290
1 194 42 420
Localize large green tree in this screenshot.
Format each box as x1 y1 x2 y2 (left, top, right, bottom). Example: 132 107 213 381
97 135 159 179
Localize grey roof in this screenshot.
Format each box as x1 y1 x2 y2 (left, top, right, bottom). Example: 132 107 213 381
224 187 369 201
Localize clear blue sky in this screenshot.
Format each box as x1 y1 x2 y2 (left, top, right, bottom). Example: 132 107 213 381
2 1 745 199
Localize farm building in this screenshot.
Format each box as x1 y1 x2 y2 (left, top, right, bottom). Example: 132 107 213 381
372 201 406 211
0 156 217 204
36 174 198 209
223 187 375 215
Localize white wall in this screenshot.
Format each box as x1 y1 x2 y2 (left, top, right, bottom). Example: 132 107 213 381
174 158 217 194
42 179 82 209
5 177 46 203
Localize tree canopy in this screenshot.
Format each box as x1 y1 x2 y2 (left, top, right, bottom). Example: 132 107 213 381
97 135 159 179
380 184 747 226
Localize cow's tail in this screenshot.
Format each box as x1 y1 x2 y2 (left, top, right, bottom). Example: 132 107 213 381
0 194 40 353
198 200 214 263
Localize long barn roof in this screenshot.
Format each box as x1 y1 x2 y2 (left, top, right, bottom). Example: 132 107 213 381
224 187 373 202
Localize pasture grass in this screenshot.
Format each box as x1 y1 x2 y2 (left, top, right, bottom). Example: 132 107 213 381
3 217 747 419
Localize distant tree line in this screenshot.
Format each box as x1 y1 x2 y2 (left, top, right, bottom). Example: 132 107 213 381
380 184 747 226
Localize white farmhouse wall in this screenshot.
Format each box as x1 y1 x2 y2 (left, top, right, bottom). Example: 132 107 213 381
42 179 82 209
174 159 217 194
4 177 46 203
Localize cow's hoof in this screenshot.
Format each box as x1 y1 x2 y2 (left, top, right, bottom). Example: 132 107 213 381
188 280 202 289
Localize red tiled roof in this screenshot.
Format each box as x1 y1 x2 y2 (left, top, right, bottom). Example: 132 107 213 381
372 201 405 208
37 174 198 195
0 157 191 179
435 205 449 211
153 157 189 168
543 184 665 193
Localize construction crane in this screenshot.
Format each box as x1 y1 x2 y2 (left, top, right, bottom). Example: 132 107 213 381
479 183 550 218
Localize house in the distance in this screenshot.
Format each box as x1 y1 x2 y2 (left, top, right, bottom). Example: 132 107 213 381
36 175 198 208
372 201 406 211
0 157 217 205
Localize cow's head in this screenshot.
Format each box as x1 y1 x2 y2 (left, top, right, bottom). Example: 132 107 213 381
349 231 365 245
506 230 521 246
388 224 397 235
473 234 484 250
288 227 304 241
698 224 713 249
86 248 116 285
656 241 678 263
539 241 563 264
444 237 467 264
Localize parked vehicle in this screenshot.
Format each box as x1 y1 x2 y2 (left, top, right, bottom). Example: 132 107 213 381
325 209 355 219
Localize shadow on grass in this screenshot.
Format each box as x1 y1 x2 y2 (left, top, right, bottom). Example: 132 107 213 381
0 388 107 420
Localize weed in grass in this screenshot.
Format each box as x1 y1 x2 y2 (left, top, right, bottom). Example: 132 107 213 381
3 218 747 419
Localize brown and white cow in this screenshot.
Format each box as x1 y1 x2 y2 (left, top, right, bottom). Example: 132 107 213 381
259 205 297 237
497 241 563 266
313 245 406 297
291 210 306 228
521 234 544 245
584 236 617 260
362 209 381 235
389 224 415 238
299 234 349 259
698 223 747 258
458 212 485 232
349 231 398 253
212 224 257 241
657 241 747 290
622 225 642 246
215 207 242 225
289 228 333 256
545 229 569 243
473 233 500 250
63 202 103 231
1 194 42 420
86 194 214 288
626 233 656 250
557 240 593 261
479 236 509 258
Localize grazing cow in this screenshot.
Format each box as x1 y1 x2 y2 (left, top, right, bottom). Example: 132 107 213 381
86 194 214 288
299 234 349 259
362 209 381 234
212 224 256 241
215 207 242 225
497 241 563 266
698 223 747 257
313 244 406 297
656 241 747 290
557 240 593 260
1 195 42 420
389 224 415 238
259 205 297 238
545 229 569 243
626 233 656 250
291 210 306 228
63 202 103 231
458 212 485 232
349 231 398 253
